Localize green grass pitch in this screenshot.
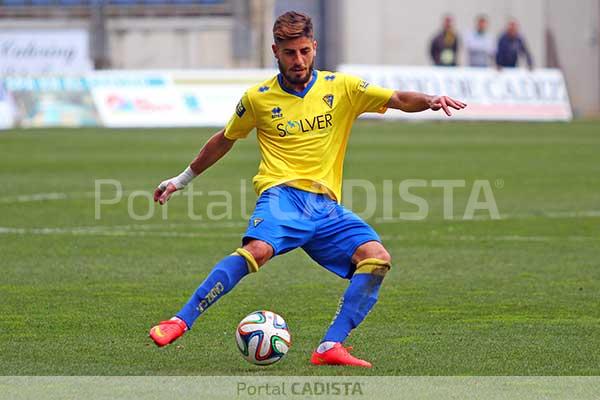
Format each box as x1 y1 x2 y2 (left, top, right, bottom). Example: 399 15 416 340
1 121 599 375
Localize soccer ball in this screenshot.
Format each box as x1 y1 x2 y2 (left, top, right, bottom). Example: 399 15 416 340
235 310 291 365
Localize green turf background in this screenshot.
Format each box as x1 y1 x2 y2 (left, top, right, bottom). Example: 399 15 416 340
1 121 599 375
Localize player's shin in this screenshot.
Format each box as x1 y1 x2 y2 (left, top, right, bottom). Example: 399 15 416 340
320 258 391 345
176 248 259 328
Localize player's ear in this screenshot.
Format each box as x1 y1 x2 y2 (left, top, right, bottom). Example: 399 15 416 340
313 40 318 52
272 43 279 59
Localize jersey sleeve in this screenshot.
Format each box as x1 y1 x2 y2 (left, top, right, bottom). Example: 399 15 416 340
343 74 394 116
224 92 256 140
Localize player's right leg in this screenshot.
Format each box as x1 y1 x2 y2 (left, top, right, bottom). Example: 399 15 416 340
149 240 272 347
150 185 313 347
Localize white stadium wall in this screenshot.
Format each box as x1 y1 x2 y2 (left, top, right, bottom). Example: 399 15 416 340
546 0 600 116
340 0 546 68
0 16 234 70
107 17 233 69
337 0 599 116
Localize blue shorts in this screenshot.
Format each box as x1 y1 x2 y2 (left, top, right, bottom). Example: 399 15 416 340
242 185 381 279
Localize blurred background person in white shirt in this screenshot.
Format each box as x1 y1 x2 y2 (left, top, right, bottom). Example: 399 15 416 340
464 15 495 68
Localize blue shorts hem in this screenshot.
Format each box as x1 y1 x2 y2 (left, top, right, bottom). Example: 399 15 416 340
242 235 280 257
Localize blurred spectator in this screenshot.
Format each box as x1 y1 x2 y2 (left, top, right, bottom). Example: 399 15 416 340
430 15 459 67
496 20 533 69
464 14 495 67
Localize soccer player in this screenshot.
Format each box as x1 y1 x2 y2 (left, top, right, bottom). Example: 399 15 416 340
150 11 466 368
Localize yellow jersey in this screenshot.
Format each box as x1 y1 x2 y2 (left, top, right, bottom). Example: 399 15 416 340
224 70 394 202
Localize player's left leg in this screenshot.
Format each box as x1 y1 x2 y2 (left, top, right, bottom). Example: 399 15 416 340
302 204 391 367
319 243 390 345
312 242 390 368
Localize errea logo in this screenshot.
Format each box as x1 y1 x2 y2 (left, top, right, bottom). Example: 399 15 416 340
271 107 283 119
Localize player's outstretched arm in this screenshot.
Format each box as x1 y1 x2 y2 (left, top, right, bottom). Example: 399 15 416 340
154 128 235 205
386 91 467 116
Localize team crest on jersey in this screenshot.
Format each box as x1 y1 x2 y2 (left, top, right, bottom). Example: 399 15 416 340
271 106 283 120
323 94 334 108
252 218 263 227
236 99 246 117
357 80 370 92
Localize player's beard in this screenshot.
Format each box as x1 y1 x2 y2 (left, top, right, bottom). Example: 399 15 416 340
278 60 314 86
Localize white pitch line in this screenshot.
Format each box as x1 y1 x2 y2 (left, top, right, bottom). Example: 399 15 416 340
0 192 71 203
470 210 600 220
0 189 253 204
380 234 600 242
0 226 242 239
375 210 600 223
0 222 246 232
70 222 248 230
0 190 189 204
0 191 114 203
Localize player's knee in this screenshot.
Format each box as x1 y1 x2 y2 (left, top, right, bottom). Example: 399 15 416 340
352 242 392 265
371 248 392 265
352 242 392 277
242 240 274 267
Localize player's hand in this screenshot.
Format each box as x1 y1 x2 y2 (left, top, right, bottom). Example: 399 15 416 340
154 179 179 205
429 96 467 116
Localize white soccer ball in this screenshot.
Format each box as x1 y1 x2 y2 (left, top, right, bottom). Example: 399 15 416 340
235 310 291 365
